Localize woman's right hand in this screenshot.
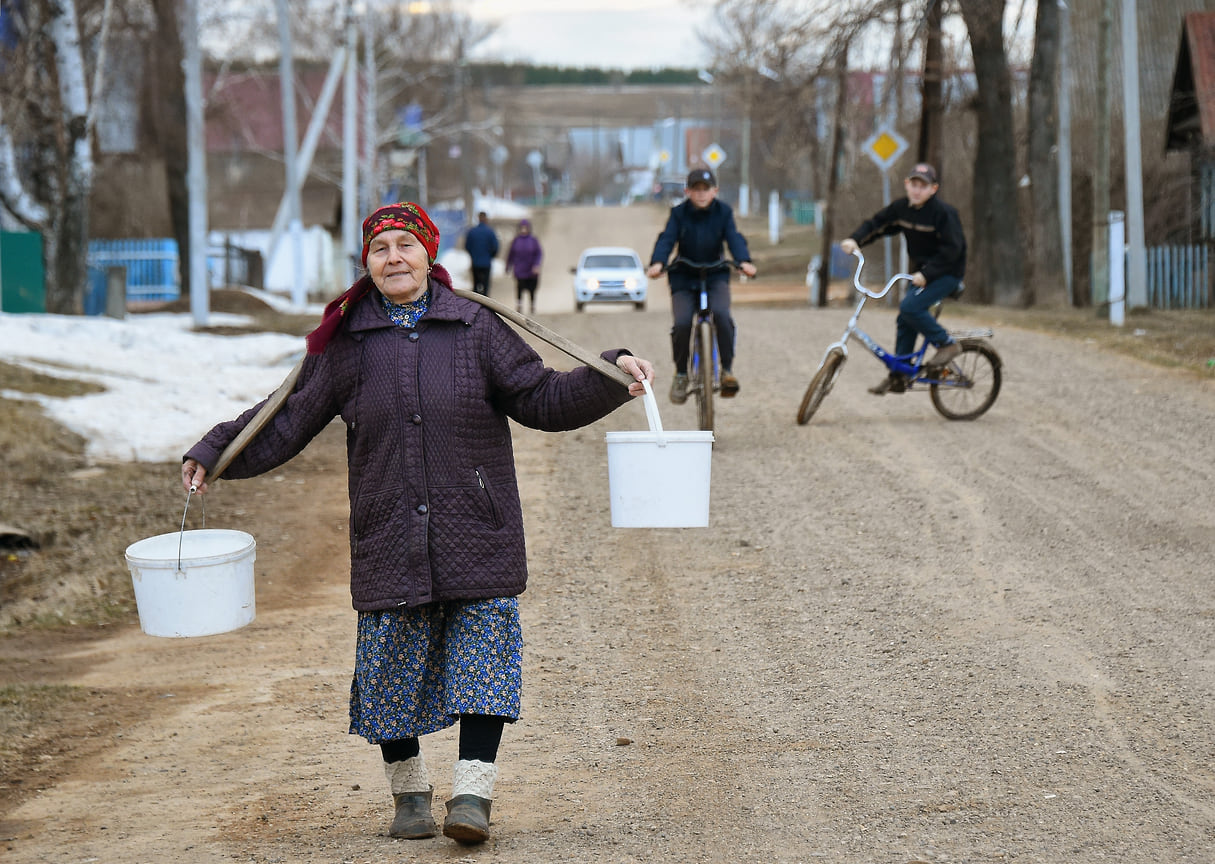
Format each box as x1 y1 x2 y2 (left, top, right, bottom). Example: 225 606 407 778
840 239 858 256
182 459 209 494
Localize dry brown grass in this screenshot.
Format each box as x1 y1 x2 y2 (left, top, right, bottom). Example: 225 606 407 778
951 303 1215 379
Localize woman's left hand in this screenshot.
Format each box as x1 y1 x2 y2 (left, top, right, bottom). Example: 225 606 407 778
616 354 656 397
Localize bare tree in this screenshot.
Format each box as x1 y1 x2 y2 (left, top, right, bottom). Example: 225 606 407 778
1027 0 1065 305
697 0 830 198
147 0 192 298
0 0 97 314
817 40 851 307
917 0 945 170
957 0 1026 306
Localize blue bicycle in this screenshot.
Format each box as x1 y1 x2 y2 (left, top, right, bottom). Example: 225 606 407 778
666 257 737 432
796 249 1002 425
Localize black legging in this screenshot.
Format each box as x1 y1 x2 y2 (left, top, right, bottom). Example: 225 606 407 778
379 713 506 764
515 277 538 309
670 277 735 374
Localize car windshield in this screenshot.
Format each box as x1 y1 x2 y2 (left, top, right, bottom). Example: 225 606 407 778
584 255 637 269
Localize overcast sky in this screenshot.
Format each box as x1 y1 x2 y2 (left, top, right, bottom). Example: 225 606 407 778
465 0 714 71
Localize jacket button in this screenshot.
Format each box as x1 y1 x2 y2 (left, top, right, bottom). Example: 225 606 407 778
417 504 428 515
411 414 422 425
408 331 420 342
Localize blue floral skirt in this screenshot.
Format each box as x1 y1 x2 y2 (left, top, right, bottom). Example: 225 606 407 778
348 597 522 743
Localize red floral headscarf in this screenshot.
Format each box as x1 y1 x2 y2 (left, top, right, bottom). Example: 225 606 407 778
306 202 452 355
360 202 440 266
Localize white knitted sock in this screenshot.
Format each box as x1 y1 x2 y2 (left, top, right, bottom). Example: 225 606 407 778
451 759 498 799
384 753 429 794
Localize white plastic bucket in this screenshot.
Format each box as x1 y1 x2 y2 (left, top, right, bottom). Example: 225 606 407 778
124 529 256 637
605 380 714 527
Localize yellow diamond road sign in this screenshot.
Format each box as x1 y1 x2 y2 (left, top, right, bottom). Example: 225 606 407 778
702 143 727 168
862 127 909 171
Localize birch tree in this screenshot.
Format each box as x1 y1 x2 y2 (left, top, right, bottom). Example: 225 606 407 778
0 0 96 314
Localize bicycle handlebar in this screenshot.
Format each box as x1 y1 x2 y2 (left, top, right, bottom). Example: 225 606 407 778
849 249 916 300
661 257 738 276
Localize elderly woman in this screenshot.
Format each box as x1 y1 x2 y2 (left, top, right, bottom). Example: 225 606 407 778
181 202 654 845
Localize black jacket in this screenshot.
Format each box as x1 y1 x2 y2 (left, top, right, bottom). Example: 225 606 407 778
849 194 966 282
649 198 752 283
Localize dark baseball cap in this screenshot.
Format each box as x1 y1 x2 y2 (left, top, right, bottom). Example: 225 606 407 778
907 163 939 184
686 168 716 188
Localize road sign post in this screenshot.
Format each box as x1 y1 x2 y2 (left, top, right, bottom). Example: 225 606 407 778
862 128 909 286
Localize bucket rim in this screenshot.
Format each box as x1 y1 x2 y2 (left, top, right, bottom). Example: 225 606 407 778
605 430 715 443
125 528 256 568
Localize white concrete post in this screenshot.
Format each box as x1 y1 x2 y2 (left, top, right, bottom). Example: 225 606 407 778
768 191 781 245
1109 210 1125 327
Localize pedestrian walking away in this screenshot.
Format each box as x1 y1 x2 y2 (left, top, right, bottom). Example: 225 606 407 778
180 202 655 847
505 218 543 314
464 210 500 296
647 168 757 404
839 162 968 396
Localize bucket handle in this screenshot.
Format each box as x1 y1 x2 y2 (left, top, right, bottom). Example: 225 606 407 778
640 379 668 447
176 486 207 572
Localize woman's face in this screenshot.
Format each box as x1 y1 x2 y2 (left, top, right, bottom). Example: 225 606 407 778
367 229 430 303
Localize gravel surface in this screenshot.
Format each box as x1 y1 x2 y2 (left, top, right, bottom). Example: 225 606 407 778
2 206 1213 863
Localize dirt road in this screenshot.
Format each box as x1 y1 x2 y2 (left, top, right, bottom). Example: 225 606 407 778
3 206 1214 863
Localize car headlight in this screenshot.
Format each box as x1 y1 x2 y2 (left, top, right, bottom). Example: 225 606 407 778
587 278 599 290
624 277 637 290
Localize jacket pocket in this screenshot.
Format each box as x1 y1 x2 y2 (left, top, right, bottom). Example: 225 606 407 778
474 467 502 530
351 487 403 558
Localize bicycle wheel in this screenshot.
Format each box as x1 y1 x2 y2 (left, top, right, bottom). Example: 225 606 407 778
797 348 846 425
695 320 715 432
930 340 1002 421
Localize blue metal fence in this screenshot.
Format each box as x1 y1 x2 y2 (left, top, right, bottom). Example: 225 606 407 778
1146 244 1210 310
87 239 180 306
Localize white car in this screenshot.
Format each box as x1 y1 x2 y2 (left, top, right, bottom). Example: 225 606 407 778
571 247 648 311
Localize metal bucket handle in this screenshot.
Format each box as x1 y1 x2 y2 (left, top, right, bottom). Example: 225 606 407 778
176 486 207 572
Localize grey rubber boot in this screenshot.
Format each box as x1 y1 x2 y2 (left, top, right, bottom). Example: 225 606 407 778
443 794 492 844
442 759 498 845
385 754 436 839
390 788 436 839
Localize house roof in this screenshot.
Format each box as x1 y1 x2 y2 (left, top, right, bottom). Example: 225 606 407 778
1167 11 1215 151
205 66 350 153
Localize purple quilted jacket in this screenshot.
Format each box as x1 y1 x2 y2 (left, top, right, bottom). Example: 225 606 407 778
185 280 634 611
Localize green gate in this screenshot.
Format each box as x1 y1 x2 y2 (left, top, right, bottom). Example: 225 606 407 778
0 232 45 313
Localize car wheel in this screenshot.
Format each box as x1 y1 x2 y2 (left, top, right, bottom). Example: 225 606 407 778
575 301 585 312
634 301 646 311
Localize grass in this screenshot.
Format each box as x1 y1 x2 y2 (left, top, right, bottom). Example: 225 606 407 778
951 303 1215 379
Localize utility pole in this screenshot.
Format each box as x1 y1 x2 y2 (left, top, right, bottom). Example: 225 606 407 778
1121 0 1146 309
457 36 474 221
183 0 208 326
739 70 752 218
1092 0 1113 310
1059 0 1074 305
342 0 358 284
362 10 377 215
276 0 304 306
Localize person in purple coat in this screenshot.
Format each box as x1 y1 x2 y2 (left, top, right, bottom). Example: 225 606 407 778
180 202 654 847
504 218 543 313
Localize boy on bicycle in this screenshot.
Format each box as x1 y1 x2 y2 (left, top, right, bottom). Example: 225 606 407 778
840 162 967 395
647 168 757 404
